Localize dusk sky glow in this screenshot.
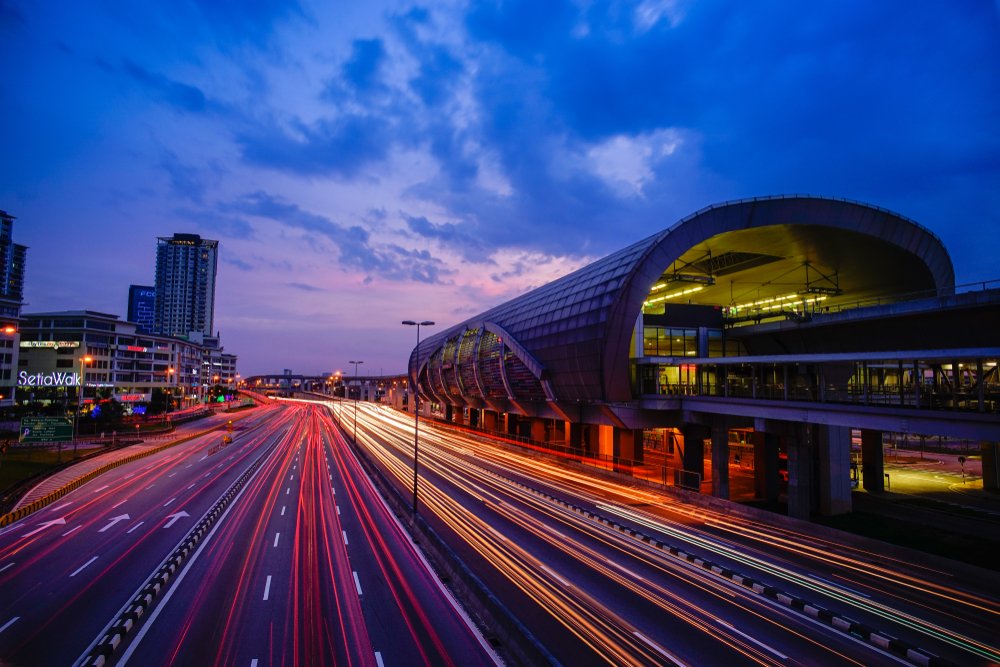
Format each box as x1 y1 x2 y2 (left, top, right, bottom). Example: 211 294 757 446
2 1 998 377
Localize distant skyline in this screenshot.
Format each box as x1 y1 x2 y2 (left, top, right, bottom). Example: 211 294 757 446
2 1 998 377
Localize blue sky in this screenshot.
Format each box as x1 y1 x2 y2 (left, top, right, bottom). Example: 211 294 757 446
2 1 998 376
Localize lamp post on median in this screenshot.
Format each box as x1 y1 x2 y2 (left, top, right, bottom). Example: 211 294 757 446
402 320 434 515
349 360 363 443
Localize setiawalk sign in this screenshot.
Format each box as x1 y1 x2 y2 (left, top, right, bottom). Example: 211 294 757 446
18 371 82 387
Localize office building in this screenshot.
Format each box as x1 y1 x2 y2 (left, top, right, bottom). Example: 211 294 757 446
153 233 218 338
127 285 156 333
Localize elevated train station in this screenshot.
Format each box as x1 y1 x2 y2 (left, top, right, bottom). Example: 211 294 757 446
407 196 1000 519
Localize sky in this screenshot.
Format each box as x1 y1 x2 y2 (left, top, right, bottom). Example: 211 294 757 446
1 1 998 378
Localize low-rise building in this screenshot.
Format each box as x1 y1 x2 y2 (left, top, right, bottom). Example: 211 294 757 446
16 310 237 412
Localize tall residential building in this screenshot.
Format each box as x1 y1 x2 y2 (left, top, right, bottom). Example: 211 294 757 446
0 210 25 397
0 210 27 319
127 285 156 333
153 233 218 338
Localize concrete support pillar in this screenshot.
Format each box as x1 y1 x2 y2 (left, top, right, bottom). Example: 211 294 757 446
582 425 599 456
711 424 730 499
861 429 884 492
453 407 465 425
468 409 479 428
787 425 814 520
506 413 518 437
982 442 999 493
752 431 781 505
681 424 708 488
817 425 852 515
568 422 583 452
530 418 547 444
483 410 498 433
553 421 566 446
598 424 614 461
613 428 644 464
445 404 453 422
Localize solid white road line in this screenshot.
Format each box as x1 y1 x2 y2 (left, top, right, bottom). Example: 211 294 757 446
0 617 19 634
353 571 363 596
718 620 789 659
127 521 145 534
263 575 272 601
70 556 98 578
273 533 280 548
633 632 689 667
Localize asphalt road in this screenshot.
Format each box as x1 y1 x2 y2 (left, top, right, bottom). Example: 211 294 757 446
0 402 495 667
339 399 1000 667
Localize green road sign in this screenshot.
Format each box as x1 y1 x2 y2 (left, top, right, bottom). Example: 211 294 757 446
19 416 73 443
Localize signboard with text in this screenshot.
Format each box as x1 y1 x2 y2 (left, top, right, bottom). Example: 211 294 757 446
17 371 81 387
19 417 73 443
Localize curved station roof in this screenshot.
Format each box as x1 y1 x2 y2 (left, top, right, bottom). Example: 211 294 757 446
408 196 954 415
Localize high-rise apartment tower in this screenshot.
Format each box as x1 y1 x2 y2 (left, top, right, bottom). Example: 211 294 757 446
153 233 218 337
0 210 27 319
127 284 156 333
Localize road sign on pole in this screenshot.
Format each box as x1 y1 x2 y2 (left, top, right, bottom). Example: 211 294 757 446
19 417 73 443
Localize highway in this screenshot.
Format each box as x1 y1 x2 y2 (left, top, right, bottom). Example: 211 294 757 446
336 399 1000 667
0 402 495 666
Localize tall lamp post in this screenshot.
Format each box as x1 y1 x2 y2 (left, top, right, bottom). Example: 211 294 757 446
166 367 175 414
348 360 363 442
74 355 93 455
402 320 434 515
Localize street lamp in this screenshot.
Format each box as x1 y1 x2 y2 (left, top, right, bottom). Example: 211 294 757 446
402 320 434 515
74 355 93 454
348 360 363 443
167 366 175 410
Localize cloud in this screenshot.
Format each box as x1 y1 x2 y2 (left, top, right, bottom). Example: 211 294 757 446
121 60 208 113
402 213 491 263
228 191 451 284
236 113 395 178
173 207 256 241
159 150 210 203
287 281 325 292
224 257 255 271
342 38 387 93
409 44 464 108
584 128 683 197
191 0 306 49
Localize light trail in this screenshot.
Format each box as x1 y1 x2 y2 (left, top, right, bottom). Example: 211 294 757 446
337 398 1000 666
